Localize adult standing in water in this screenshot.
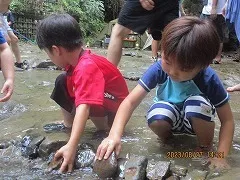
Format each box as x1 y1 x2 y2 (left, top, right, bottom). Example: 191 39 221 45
107 0 179 66
223 0 240 92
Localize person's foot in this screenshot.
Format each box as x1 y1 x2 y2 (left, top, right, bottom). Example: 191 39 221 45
226 84 240 92
151 56 158 62
15 60 29 70
213 59 221 64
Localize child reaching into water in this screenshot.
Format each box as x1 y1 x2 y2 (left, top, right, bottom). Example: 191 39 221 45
36 13 128 173
96 16 234 171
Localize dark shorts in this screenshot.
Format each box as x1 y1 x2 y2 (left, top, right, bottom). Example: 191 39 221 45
51 73 75 114
118 0 179 40
200 14 227 42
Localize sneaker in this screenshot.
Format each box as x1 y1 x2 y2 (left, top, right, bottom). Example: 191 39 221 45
15 60 29 70
151 56 158 62
15 62 24 69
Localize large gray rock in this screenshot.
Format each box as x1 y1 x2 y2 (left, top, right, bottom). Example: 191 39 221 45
147 160 171 180
38 138 67 160
124 155 148 180
20 134 45 159
93 152 118 179
170 164 188 177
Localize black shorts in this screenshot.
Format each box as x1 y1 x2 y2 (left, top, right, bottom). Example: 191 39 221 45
51 73 75 114
200 14 227 42
118 0 179 40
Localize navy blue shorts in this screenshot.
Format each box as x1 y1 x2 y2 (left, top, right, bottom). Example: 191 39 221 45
118 0 179 40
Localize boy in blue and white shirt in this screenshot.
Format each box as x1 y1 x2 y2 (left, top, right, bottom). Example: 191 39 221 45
96 16 234 171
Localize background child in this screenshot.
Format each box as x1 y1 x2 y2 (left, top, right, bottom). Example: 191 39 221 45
0 31 14 102
36 13 129 173
0 1 24 69
96 16 234 171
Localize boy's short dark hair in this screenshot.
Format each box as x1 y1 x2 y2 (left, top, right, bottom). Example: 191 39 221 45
36 13 83 52
161 16 220 71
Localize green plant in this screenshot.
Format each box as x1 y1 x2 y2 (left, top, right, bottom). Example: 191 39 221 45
11 0 105 41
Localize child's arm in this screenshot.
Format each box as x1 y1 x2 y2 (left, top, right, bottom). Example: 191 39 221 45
210 102 234 169
0 42 14 102
96 84 148 160
55 104 90 173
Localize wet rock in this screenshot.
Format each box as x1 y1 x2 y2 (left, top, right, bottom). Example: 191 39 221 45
146 160 171 180
124 76 140 81
0 101 26 120
0 140 12 149
21 134 45 159
35 60 62 70
166 175 181 180
38 138 67 160
75 143 95 168
0 144 21 157
182 169 208 180
117 157 128 178
47 152 63 172
93 152 118 179
170 164 188 177
124 155 148 180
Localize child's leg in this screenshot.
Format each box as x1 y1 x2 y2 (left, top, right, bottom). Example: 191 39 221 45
191 117 215 149
89 106 113 131
149 120 172 143
61 107 74 128
183 95 215 149
90 116 109 131
147 101 181 143
50 73 75 128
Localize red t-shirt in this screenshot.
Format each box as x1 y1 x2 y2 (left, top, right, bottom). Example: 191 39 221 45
66 50 128 113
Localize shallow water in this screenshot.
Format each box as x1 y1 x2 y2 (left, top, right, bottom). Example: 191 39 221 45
0 43 240 179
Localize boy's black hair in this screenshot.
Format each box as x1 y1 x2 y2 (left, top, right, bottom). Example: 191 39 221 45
36 13 83 52
161 16 220 71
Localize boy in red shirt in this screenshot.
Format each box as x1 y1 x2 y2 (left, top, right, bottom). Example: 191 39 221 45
36 13 128 173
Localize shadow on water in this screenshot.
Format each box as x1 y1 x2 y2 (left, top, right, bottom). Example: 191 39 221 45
0 45 240 179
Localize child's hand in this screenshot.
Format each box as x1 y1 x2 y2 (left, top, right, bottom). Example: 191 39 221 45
209 158 230 171
96 137 121 160
0 79 14 102
54 144 77 173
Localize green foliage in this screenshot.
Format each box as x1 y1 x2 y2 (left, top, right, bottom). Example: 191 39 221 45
11 0 44 17
11 0 105 41
183 0 203 16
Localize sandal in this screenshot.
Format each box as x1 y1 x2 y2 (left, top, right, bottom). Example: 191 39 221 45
43 122 70 133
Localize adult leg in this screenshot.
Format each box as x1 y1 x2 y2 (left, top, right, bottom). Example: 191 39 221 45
107 23 131 66
214 42 223 63
8 31 22 64
151 40 160 60
213 15 227 63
